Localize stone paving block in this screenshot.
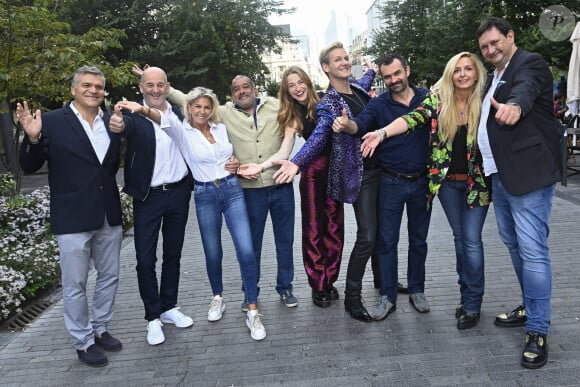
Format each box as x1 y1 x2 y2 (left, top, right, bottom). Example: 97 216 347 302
2 179 580 385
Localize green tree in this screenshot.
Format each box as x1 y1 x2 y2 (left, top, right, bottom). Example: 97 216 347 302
56 0 293 101
369 0 575 87
0 1 134 185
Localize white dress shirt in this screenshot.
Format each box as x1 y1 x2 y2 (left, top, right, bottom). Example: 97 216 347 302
70 102 109 164
145 102 189 186
477 64 509 176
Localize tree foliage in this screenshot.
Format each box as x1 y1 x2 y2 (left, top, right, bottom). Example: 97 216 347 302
55 0 293 102
369 0 576 88
0 1 134 109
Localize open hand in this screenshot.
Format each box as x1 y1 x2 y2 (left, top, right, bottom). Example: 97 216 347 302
16 101 42 142
272 160 299 184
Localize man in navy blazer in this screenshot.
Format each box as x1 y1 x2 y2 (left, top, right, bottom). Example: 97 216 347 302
111 67 194 346
476 17 562 369
17 66 123 367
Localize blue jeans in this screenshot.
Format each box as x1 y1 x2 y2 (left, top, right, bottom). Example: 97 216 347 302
377 173 431 303
492 174 555 335
243 184 295 295
437 179 489 314
194 176 258 304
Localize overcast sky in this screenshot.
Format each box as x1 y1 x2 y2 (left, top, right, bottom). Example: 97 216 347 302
269 0 374 38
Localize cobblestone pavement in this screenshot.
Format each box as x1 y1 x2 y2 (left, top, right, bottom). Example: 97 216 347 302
2 170 580 386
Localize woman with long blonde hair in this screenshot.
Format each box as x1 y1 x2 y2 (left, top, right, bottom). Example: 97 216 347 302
357 52 491 329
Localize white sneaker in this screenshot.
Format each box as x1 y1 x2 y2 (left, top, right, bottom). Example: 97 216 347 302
208 295 226 322
246 310 266 341
160 307 194 328
147 319 165 346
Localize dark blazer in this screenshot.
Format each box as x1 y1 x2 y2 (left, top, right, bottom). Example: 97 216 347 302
121 105 192 202
485 48 562 196
19 103 122 235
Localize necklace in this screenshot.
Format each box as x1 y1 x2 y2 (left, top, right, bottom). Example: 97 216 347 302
341 90 367 111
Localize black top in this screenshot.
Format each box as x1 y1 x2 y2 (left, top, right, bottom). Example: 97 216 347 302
339 89 379 170
448 124 468 174
300 103 317 140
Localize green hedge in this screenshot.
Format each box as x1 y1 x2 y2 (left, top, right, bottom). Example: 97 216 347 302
0 173 133 321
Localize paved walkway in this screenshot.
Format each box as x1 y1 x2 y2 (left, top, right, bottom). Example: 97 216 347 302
2 170 580 386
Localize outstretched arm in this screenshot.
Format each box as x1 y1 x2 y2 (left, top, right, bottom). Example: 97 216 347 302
238 125 296 178
361 92 439 157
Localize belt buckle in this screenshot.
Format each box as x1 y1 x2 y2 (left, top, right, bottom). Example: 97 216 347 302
214 179 220 186
162 184 169 191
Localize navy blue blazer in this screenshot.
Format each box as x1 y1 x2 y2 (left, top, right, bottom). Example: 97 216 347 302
121 105 192 202
485 49 562 195
19 103 122 235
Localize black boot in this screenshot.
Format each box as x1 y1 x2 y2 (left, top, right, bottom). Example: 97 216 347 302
312 289 331 308
344 297 373 322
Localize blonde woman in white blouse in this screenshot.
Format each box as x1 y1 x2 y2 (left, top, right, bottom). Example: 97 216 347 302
163 87 266 341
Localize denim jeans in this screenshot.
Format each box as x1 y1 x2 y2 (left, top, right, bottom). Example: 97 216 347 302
194 176 258 304
377 173 431 304
437 179 489 314
492 174 555 335
243 183 295 295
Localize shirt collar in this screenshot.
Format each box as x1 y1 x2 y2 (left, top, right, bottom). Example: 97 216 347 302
70 101 104 120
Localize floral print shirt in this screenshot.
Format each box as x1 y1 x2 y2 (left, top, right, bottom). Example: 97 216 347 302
400 92 491 208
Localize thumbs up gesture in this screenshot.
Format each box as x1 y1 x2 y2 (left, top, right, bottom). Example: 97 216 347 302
332 108 350 133
490 97 521 126
109 103 125 133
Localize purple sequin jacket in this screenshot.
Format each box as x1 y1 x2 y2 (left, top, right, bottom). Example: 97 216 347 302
291 70 375 203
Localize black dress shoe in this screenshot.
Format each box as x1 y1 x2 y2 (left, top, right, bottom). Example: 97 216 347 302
326 285 339 300
95 332 122 352
77 344 108 367
344 299 373 322
312 290 331 308
495 304 527 327
397 282 409 294
455 304 464 318
521 332 548 369
457 312 480 330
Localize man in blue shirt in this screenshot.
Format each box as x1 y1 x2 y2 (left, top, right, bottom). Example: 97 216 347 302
333 53 432 320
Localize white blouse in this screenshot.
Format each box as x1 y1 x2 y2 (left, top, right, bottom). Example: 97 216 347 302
163 113 233 182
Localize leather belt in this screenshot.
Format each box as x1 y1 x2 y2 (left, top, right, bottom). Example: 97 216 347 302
150 176 187 191
194 174 235 187
446 173 468 181
381 166 427 181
